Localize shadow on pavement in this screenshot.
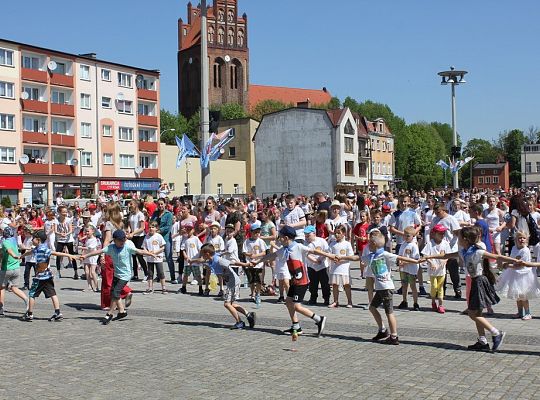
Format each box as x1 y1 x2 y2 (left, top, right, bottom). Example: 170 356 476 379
64 303 102 311
162 319 284 335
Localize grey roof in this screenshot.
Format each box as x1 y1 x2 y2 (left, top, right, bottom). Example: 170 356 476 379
473 163 505 169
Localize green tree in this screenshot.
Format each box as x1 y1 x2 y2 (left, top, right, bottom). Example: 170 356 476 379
498 129 526 187
314 96 341 110
159 109 191 145
211 103 247 120
249 99 292 121
430 122 461 156
460 139 501 188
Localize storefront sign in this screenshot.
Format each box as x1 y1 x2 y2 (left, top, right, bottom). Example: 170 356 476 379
0 176 23 190
99 180 121 191
99 180 160 191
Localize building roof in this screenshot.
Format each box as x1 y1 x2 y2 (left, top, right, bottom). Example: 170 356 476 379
326 109 345 127
473 163 507 170
248 84 332 110
0 38 160 75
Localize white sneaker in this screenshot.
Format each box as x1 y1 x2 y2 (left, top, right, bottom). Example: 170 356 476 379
190 279 198 285
142 276 148 282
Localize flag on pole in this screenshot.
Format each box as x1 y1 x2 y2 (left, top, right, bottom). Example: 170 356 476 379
209 128 235 161
175 134 200 168
436 159 450 170
200 132 216 169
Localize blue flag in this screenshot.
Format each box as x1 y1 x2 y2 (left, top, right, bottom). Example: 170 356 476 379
175 134 199 168
436 159 449 170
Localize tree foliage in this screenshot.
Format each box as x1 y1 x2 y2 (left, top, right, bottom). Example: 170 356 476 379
211 103 247 120
249 99 293 121
160 109 199 145
497 129 526 187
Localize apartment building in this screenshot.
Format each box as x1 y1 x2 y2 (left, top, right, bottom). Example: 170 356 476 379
0 38 160 205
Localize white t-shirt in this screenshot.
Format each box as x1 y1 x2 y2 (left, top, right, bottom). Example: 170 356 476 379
361 250 398 290
83 237 100 265
329 240 354 275
398 241 420 275
306 237 330 272
182 235 203 264
281 206 306 240
171 221 182 253
223 237 239 263
509 245 531 274
143 233 166 262
421 239 450 277
453 210 471 226
430 214 461 252
129 211 145 237
389 209 421 245
206 234 225 253
90 212 101 228
23 236 36 263
243 238 267 269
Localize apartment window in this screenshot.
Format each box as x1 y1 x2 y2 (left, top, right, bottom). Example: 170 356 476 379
485 176 491 184
169 183 175 191
51 90 67 104
139 129 155 142
478 177 484 184
23 87 40 101
359 162 367 177
80 122 92 138
493 176 499 184
345 161 355 176
102 125 112 137
377 162 381 174
80 93 91 109
80 151 92 167
23 116 46 133
0 147 15 163
493 169 498 175
138 103 153 116
344 137 354 153
526 162 532 173
119 127 134 141
234 184 239 194
217 183 223 195
387 141 391 152
536 162 540 173
55 62 67 75
0 81 14 98
0 49 14 66
140 154 157 169
344 120 354 135
101 69 111 81
382 163 386 175
0 114 15 130
52 120 68 134
118 72 132 88
80 65 90 80
481 169 485 175
103 153 113 165
102 97 111 108
376 140 380 151
22 55 40 70
119 154 135 168
116 100 132 114
228 146 236 157
52 150 67 164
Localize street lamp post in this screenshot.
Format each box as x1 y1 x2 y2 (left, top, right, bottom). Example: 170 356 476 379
76 147 84 198
438 66 468 190
185 160 191 194
200 0 211 195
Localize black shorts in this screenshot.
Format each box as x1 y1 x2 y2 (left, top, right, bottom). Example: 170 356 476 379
245 268 263 284
111 277 129 300
370 289 394 314
287 284 308 303
29 278 56 299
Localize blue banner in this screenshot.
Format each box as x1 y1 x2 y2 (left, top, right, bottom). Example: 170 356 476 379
121 180 160 191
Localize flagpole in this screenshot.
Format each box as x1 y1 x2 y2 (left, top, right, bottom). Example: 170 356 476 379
200 0 211 195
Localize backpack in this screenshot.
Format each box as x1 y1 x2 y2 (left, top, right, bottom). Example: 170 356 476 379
527 214 540 246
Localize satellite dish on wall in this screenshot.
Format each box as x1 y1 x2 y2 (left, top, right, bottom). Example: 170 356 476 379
116 92 125 101
134 166 143 175
224 55 231 63
21 92 29 100
136 75 144 89
47 60 57 71
19 154 29 165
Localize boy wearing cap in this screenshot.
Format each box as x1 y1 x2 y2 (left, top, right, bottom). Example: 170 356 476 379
179 223 204 295
242 221 267 306
304 225 331 306
421 224 451 313
251 226 334 336
80 230 157 324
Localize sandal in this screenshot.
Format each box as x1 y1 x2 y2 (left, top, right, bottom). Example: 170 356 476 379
328 302 339 308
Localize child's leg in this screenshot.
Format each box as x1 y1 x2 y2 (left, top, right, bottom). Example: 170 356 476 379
224 302 241 322
369 306 383 330
360 261 365 278
90 265 98 290
331 284 339 305
410 280 418 304
157 263 166 291
366 277 374 303
10 285 28 303
27 297 35 313
218 275 224 291
524 300 530 315
401 281 409 302
320 270 331 303
51 295 60 311
148 263 155 290
436 276 444 306
84 265 91 288
417 267 424 290
468 310 498 336
232 303 248 316
344 284 352 305
204 268 211 291
386 312 398 336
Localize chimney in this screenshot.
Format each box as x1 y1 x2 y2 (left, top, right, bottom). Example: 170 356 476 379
297 98 311 108
322 86 327 93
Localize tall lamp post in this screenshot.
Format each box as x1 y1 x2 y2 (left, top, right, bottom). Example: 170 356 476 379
438 66 467 190
200 0 211 195
76 147 84 198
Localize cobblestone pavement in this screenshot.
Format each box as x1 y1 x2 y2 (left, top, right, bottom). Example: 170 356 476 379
2 263 540 400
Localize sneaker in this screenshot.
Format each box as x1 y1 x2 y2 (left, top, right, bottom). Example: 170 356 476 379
492 331 506 352
307 299 317 305
413 303 420 311
102 313 113 325
276 297 285 304
217 290 224 297
315 315 327 337
48 313 63 321
522 314 532 321
143 289 154 295
231 321 245 330
467 341 490 351
0 308 4 317
203 288 210 296
142 276 148 282
454 290 462 300
21 312 33 321
396 287 403 295
418 286 428 296
179 286 187 294
247 312 256 328
125 293 133 308
170 279 178 284
431 302 437 311
437 305 446 314
113 312 128 321
383 335 399 345
283 327 303 335
372 329 390 341
22 286 29 291
397 301 408 310
73 274 79 280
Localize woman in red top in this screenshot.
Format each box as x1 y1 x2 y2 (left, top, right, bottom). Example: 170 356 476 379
352 210 370 278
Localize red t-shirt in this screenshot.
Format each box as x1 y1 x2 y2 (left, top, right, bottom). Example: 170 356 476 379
316 221 329 239
145 202 157 217
352 222 370 253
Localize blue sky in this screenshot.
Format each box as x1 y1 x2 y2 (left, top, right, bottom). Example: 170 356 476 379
2 0 539 144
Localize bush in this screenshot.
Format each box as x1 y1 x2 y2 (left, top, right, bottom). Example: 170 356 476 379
1 196 12 208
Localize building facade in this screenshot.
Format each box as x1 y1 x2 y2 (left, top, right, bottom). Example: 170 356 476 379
472 162 510 192
521 144 540 188
361 117 394 192
0 38 160 206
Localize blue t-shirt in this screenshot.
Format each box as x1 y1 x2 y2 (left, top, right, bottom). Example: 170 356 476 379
475 220 492 253
103 241 137 281
33 243 53 280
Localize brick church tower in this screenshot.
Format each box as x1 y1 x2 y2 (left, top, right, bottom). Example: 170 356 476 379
178 0 249 117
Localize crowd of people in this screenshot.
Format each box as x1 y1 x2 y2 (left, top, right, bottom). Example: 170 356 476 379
2 187 540 352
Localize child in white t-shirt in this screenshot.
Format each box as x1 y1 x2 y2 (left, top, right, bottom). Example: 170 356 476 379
79 225 100 292
204 221 225 296
242 222 267 306
328 225 355 308
397 226 420 311
221 224 240 298
180 224 203 295
143 221 166 294
421 224 451 313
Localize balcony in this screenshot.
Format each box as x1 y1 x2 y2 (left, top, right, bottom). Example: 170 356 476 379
51 103 75 117
137 115 158 126
51 164 75 175
139 141 158 152
20 98 48 114
137 89 158 102
22 162 49 175
140 168 159 179
21 68 48 84
50 74 74 87
50 134 75 147
22 131 49 145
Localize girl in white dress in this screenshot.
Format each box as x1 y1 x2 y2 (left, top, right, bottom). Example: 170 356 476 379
497 231 540 320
